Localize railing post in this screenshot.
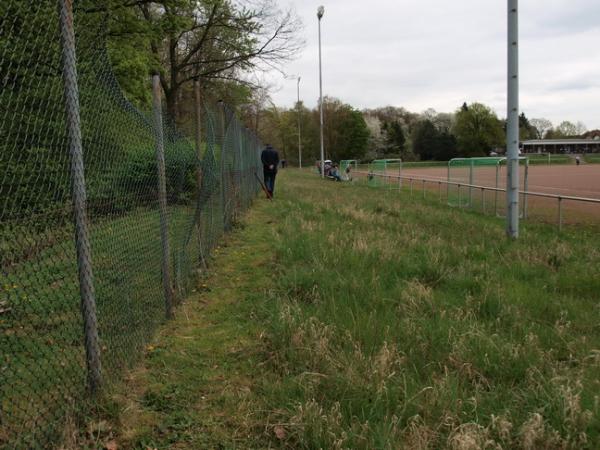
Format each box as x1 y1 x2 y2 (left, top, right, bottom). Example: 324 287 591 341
469 159 474 207
152 74 174 319
558 197 563 231
495 165 500 216
481 188 485 213
523 159 529 219
59 0 101 393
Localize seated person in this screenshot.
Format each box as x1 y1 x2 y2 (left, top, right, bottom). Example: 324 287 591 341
330 164 342 181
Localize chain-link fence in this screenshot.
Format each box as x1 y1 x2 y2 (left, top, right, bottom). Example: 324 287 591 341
0 1 263 447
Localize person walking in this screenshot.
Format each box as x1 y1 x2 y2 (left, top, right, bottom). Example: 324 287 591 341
261 144 280 197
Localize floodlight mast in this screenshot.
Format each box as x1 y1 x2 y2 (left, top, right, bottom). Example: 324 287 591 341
297 76 302 168
317 6 325 178
506 0 520 238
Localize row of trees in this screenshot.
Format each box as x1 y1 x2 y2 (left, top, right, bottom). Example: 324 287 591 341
256 97 370 165
362 103 590 162
98 1 589 163
256 97 592 164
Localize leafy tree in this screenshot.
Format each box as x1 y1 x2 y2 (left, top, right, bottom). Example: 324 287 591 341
381 120 406 156
519 112 536 140
112 0 304 120
555 121 579 137
412 120 457 161
322 97 370 161
412 120 437 160
453 103 504 156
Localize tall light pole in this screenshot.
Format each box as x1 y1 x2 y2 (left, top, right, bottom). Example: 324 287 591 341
317 5 325 178
506 0 519 238
297 76 302 168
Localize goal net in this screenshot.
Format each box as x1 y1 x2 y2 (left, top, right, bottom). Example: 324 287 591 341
368 159 402 188
447 157 529 216
340 159 358 181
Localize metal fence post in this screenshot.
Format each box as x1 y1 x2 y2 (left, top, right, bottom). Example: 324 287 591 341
469 159 474 207
59 0 101 393
152 74 174 319
523 159 529 219
193 80 208 270
194 80 203 193
506 0 520 238
558 197 563 231
218 101 229 231
481 188 485 213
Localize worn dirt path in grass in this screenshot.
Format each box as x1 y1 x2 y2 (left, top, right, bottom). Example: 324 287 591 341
104 197 281 449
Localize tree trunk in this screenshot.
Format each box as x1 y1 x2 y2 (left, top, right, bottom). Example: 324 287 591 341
165 87 178 123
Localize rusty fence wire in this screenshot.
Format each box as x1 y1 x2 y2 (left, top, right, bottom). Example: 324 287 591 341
0 1 263 447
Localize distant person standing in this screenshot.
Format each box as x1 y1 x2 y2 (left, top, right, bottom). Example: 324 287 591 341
576 156 581 166
261 144 280 197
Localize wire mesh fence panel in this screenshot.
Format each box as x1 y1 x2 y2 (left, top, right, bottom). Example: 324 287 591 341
0 1 262 447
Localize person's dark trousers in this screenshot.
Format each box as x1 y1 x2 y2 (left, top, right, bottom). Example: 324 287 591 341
264 171 276 196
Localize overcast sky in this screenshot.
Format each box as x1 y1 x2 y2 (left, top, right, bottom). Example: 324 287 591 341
266 0 600 130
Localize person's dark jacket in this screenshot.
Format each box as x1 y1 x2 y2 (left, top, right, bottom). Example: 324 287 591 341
261 146 280 174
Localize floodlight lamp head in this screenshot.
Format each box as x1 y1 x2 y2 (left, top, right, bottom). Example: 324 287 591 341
317 6 324 19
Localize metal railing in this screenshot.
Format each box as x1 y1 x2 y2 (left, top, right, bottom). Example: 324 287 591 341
356 171 600 231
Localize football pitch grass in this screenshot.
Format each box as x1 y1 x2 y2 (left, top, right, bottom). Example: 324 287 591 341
99 169 599 449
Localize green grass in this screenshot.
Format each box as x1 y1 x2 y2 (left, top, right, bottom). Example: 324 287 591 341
584 154 600 164
102 169 600 449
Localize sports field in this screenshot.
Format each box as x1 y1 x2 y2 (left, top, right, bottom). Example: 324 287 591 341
361 164 600 227
401 165 600 199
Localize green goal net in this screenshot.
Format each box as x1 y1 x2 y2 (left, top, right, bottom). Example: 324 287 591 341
340 160 358 181
447 157 529 216
368 159 402 188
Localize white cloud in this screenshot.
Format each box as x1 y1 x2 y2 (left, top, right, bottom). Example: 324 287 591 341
266 0 600 129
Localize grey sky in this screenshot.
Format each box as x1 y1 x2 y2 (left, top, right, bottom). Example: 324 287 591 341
266 0 600 130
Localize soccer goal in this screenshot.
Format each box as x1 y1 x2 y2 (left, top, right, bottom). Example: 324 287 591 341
447 156 529 217
340 159 358 181
368 158 402 188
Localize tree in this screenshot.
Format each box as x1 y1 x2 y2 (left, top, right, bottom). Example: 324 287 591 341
382 120 406 156
412 120 457 161
412 120 438 161
321 97 370 161
105 0 303 120
519 112 536 140
555 121 579 137
453 103 504 156
530 118 553 139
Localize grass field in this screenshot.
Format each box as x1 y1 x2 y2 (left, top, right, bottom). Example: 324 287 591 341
99 169 600 449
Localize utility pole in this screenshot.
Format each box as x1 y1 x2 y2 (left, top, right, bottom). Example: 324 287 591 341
297 76 302 168
317 6 325 178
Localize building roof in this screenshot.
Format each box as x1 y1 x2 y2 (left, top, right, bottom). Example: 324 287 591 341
522 139 600 146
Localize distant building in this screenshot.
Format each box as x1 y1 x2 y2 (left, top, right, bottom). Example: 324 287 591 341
522 138 600 154
582 130 600 140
